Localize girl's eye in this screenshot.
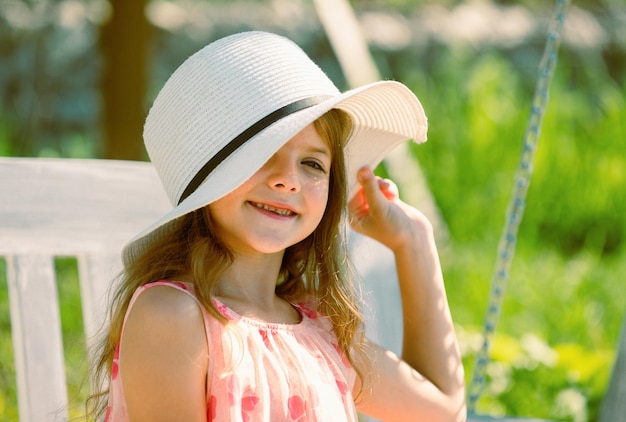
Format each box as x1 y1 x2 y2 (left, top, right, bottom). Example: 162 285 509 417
303 159 327 173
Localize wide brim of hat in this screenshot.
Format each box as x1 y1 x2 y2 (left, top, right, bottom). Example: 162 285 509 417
122 80 427 267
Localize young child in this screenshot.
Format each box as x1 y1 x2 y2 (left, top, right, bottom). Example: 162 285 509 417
89 31 466 421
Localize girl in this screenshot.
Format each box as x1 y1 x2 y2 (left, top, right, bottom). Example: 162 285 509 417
88 31 466 421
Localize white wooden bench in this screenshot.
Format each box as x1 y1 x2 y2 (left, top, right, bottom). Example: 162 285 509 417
1 156 622 421
0 157 170 421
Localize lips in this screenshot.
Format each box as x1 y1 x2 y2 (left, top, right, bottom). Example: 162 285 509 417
249 201 296 217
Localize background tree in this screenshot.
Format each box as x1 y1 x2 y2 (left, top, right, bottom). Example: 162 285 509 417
99 0 151 160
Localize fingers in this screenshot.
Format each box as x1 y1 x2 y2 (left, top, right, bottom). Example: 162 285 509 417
379 179 399 201
356 167 398 205
349 166 399 232
350 167 408 244
356 167 379 202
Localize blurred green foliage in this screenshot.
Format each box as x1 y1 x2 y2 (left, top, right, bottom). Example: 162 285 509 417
410 48 625 255
399 38 625 420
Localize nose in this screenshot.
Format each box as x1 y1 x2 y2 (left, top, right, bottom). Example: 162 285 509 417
264 154 301 193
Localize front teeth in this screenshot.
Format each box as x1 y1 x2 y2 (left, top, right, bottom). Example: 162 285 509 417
252 202 294 216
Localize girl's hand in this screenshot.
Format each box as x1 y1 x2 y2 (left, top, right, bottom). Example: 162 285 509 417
349 166 467 421
348 166 432 252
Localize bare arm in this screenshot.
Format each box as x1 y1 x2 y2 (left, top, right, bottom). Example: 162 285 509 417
350 166 466 422
120 285 209 421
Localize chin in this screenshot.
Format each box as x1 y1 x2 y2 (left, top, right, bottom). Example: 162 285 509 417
252 237 309 255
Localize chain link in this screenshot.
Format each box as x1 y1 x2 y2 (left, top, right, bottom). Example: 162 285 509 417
466 0 571 413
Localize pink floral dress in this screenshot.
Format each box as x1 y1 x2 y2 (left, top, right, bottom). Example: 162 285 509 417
105 281 358 421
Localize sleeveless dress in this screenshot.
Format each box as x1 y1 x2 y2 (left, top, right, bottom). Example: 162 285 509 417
105 281 359 421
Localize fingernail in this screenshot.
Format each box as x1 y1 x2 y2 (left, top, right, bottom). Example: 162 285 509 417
358 166 372 180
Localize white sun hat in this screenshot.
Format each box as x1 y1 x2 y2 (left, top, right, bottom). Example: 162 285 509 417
122 31 427 266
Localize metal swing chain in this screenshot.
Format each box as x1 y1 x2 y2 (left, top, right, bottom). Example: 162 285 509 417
467 0 571 413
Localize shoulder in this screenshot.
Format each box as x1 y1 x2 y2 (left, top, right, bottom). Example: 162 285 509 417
119 283 209 419
126 283 204 333
122 282 207 356
132 282 199 315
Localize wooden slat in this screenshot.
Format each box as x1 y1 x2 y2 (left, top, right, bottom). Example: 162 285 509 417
6 254 68 422
77 252 122 343
77 252 122 396
0 157 170 255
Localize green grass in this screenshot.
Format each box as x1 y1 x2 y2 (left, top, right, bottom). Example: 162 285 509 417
55 258 91 419
1 47 624 420
0 260 18 421
443 244 624 420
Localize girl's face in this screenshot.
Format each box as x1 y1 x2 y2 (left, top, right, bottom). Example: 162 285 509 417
208 123 331 256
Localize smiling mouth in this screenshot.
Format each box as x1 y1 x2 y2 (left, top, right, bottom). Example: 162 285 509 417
249 201 296 217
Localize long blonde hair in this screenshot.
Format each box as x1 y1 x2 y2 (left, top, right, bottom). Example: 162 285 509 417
86 109 366 418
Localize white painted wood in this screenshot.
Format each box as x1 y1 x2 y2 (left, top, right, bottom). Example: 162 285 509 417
6 254 68 422
0 157 170 255
77 252 123 396
77 252 122 348
0 157 170 420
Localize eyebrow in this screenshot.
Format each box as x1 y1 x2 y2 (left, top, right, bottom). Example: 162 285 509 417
308 146 331 157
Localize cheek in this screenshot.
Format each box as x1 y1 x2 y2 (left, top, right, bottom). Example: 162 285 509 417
307 179 330 218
